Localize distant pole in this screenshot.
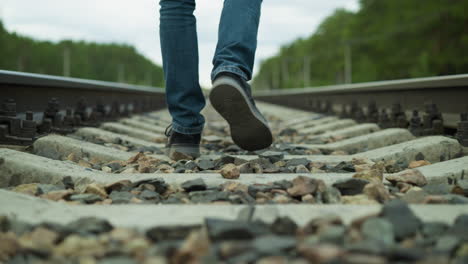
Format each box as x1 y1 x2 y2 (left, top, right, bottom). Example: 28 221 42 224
344 43 352 84
63 47 70 77
281 58 289 86
273 63 280 89
303 56 311 87
146 70 152 86
17 56 23 71
118 64 125 83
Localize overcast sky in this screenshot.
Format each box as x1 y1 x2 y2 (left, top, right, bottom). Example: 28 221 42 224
0 0 358 87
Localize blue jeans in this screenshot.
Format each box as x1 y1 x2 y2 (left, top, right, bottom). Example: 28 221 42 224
159 0 262 134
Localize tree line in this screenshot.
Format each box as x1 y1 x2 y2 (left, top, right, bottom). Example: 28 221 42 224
252 0 468 90
0 20 164 87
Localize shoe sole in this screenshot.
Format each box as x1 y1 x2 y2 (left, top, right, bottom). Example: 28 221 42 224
209 76 273 151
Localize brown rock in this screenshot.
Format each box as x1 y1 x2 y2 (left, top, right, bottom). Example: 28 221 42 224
105 180 132 193
342 194 379 205
273 195 290 204
353 169 383 182
396 182 413 193
298 244 344 263
85 183 108 198
330 150 348 155
19 227 58 252
386 169 427 187
123 238 150 257
295 165 310 173
156 164 175 173
220 164 240 179
121 168 138 174
66 153 78 162
287 176 325 197
172 229 210 264
101 166 112 173
363 181 391 203
352 157 374 166
12 183 39 196
302 194 316 203
408 160 431 169
78 160 92 168
300 215 343 236
54 235 107 257
423 195 448 204
221 182 248 193
342 254 386 264
127 152 145 164
144 257 168 264
170 151 193 161
257 256 288 264
41 189 74 201
130 197 144 204
0 232 20 261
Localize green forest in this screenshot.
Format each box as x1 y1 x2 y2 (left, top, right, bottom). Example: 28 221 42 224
0 20 164 87
252 0 468 90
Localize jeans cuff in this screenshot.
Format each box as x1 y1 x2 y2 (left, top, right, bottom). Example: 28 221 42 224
211 66 249 82
171 121 204 135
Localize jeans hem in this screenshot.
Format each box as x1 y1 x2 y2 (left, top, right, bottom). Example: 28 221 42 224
211 66 248 82
171 122 204 135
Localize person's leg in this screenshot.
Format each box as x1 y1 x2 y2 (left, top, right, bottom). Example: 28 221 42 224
160 0 205 135
211 0 262 82
209 0 272 151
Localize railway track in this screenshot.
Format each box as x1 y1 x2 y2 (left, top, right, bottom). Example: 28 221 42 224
1 70 468 263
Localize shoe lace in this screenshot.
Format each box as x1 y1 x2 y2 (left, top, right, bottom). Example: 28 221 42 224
165 124 173 137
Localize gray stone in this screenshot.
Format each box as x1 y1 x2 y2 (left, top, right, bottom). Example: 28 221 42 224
361 217 394 246
106 162 123 172
181 178 207 192
449 214 468 240
380 200 422 240
252 235 296 254
184 160 198 170
318 225 346 245
189 190 229 203
272 180 293 190
435 235 461 255
332 178 370 195
270 217 298 236
38 184 65 194
146 226 196 242
131 179 168 194
322 186 342 204
198 159 215 170
445 194 468 204
346 239 387 255
422 222 448 238
285 158 310 167
109 191 134 204
69 193 103 204
139 190 161 202
68 217 113 235
205 218 270 241
259 151 285 163
248 184 274 198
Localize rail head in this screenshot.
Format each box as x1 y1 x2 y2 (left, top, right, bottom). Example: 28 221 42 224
0 70 165 94
254 74 468 96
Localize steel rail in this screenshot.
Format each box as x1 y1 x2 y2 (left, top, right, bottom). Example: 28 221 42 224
0 70 166 145
254 74 468 129
0 70 166 113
